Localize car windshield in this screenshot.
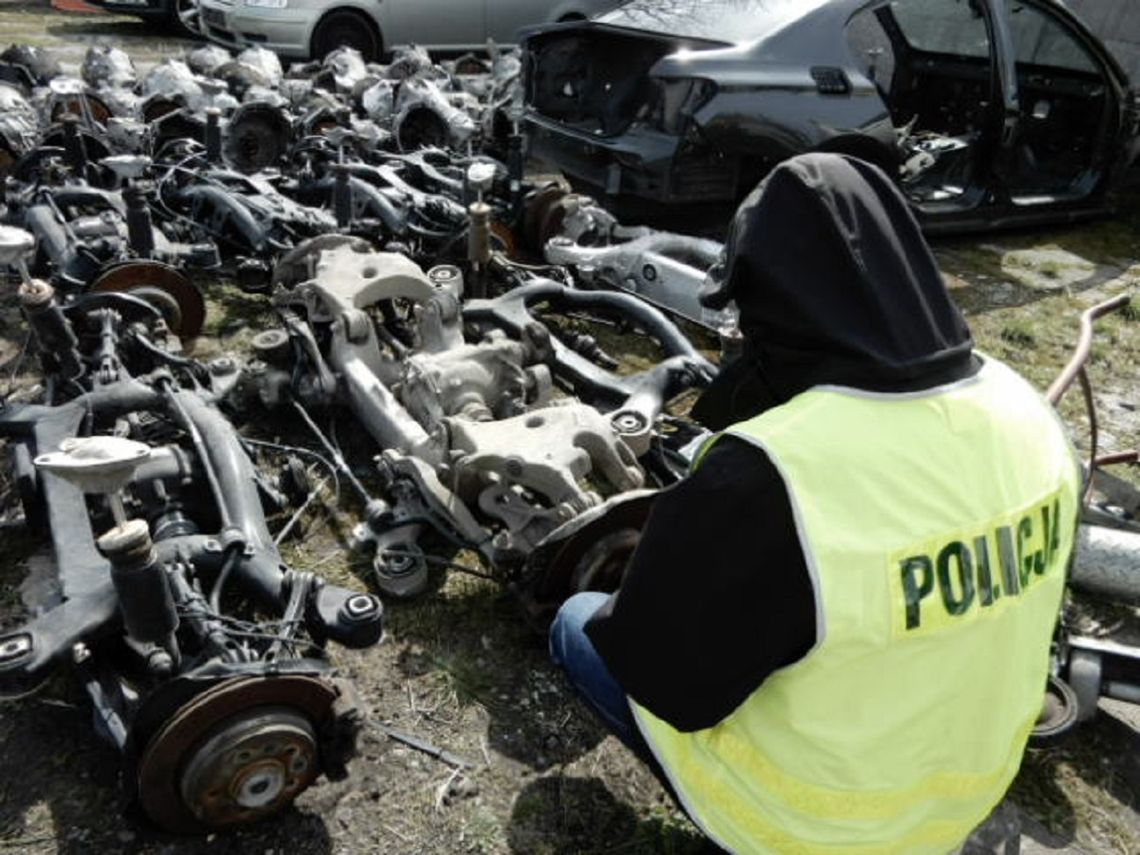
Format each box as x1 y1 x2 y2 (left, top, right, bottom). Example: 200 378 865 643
598 0 826 43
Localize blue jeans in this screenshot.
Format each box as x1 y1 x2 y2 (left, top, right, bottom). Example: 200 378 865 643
549 592 658 768
550 594 717 850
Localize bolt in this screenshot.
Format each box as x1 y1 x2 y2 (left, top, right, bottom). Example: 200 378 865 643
72 642 91 664
612 411 648 434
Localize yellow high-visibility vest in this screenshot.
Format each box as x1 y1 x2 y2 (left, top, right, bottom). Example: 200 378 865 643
632 357 1081 854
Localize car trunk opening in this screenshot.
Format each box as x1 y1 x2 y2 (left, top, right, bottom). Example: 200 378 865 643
525 27 722 138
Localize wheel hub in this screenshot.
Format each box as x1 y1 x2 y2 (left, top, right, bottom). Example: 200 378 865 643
136 675 338 833
570 529 641 593
178 707 318 826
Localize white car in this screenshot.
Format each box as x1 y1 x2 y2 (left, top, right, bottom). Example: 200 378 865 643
197 0 622 62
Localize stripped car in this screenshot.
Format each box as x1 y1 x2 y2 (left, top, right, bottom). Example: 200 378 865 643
522 0 1140 233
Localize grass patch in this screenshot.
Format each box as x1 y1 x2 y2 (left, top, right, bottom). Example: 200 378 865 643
199 280 278 341
999 321 1037 349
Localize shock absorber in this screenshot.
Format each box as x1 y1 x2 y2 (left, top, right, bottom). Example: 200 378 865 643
204 107 222 164
507 130 525 214
97 518 181 675
466 163 496 299
19 279 83 381
123 184 155 259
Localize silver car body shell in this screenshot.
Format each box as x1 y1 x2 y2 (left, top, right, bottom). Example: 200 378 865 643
198 0 622 60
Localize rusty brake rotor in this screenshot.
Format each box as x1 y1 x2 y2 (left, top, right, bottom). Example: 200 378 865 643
90 260 206 338
136 675 338 834
518 490 657 630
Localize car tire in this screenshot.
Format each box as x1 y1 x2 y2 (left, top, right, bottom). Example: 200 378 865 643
311 9 382 62
167 0 204 39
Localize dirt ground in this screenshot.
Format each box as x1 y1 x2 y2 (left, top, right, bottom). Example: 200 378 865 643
0 5 1137 855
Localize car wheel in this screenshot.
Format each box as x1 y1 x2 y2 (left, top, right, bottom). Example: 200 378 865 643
169 0 203 38
311 10 382 62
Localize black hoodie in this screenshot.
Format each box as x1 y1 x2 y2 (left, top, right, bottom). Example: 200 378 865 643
584 154 979 732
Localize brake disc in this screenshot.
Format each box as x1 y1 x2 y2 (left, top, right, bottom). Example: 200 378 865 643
136 675 338 833
517 490 657 629
569 529 643 593
521 184 567 253
90 260 206 338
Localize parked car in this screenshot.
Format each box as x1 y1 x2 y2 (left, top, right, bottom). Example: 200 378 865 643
522 0 1140 233
85 0 201 38
195 0 623 62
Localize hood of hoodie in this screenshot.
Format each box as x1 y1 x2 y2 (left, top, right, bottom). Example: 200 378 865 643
694 153 976 428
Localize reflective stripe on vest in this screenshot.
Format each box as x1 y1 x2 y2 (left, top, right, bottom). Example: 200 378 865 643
631 358 1081 854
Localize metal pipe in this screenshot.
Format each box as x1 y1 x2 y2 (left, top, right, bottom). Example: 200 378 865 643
1073 525 1140 604
1047 294 1131 405
1104 681 1140 704
1095 451 1140 467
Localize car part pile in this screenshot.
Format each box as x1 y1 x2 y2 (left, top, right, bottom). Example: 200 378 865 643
236 237 714 598
0 38 731 609
0 41 729 835
0 41 733 325
0 229 384 832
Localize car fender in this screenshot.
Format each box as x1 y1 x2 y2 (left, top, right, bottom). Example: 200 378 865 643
688 76 893 158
